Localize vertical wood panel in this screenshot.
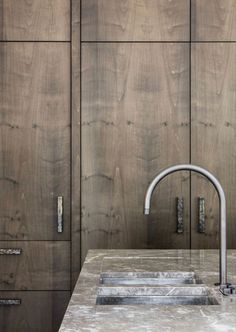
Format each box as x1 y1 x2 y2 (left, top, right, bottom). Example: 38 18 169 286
81 43 190 261
0 0 70 41
0 1 72 330
0 43 70 240
191 43 236 248
191 0 236 41
71 0 81 289
82 0 190 41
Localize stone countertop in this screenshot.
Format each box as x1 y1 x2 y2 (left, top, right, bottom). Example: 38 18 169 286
59 250 236 332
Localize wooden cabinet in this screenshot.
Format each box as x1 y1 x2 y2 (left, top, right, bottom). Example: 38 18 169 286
190 1 236 248
80 0 236 257
0 2 72 331
82 0 190 41
191 0 236 41
81 43 190 260
0 0 70 41
80 0 191 261
0 42 70 241
0 291 70 332
0 242 70 290
191 43 236 249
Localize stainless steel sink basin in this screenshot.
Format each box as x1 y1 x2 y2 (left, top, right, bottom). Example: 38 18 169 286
96 285 219 305
100 272 202 285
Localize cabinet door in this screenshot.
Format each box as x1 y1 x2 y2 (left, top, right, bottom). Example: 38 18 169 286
0 0 70 41
191 0 236 41
191 43 236 249
81 43 190 261
0 291 70 332
0 43 70 240
82 0 190 41
0 242 70 290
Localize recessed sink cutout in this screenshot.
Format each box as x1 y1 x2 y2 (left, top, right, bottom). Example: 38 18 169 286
96 284 219 306
99 272 203 285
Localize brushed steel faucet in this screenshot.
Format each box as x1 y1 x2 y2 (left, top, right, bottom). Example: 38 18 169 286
144 164 234 295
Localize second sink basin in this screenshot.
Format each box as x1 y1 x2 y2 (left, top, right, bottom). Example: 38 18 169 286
96 285 219 306
100 271 202 285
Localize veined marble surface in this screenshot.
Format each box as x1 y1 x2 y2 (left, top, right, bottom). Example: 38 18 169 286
59 250 236 332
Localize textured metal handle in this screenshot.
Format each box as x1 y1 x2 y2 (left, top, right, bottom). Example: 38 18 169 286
198 197 205 233
57 196 63 233
0 248 22 255
176 197 184 233
0 299 21 306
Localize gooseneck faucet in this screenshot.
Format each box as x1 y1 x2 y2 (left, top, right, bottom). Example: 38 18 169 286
144 164 231 294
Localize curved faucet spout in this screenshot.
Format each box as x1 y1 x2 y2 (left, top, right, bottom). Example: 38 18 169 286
144 164 227 289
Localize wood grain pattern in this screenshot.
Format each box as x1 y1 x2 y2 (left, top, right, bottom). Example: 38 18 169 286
0 43 70 240
71 0 81 289
0 0 70 41
0 291 70 332
191 0 236 41
191 43 236 249
0 241 70 290
81 43 190 261
82 0 190 41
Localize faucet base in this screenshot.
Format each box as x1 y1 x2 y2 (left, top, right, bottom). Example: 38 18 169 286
219 284 236 296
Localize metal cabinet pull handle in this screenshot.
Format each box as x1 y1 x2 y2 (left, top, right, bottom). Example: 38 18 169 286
0 248 22 255
198 197 205 233
176 197 184 233
0 299 21 306
57 196 63 233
